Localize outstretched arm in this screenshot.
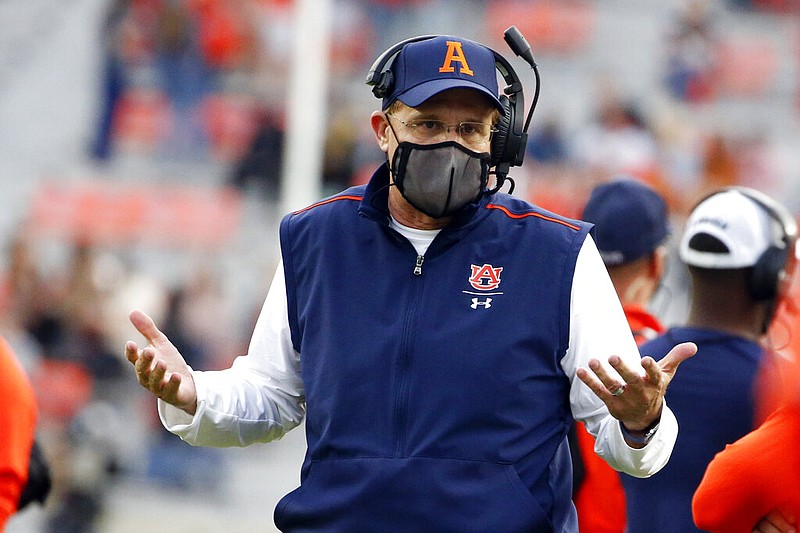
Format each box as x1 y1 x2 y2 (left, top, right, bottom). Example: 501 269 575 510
127 262 305 448
565 236 693 476
125 309 197 414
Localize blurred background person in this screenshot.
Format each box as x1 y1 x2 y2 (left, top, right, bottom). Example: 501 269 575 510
88 0 132 162
622 187 794 532
569 92 660 184
581 179 671 344
0 335 46 530
692 196 798 533
571 178 671 533
663 0 719 104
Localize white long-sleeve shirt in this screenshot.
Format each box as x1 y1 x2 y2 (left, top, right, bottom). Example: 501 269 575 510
160 234 677 478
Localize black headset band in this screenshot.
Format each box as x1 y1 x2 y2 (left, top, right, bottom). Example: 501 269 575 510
365 35 523 100
365 34 439 92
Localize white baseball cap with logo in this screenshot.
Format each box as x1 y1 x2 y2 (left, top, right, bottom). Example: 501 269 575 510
679 189 788 269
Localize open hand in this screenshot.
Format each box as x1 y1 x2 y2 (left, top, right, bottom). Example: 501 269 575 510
124 309 197 414
577 341 697 432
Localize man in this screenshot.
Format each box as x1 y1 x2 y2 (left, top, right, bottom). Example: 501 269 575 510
582 179 669 344
125 34 695 532
0 336 38 529
572 178 670 533
622 187 792 533
692 197 799 533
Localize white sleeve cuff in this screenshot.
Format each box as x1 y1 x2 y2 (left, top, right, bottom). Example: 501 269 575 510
595 401 679 477
157 367 208 438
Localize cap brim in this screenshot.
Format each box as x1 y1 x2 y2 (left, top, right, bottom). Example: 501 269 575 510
679 224 759 269
396 79 505 115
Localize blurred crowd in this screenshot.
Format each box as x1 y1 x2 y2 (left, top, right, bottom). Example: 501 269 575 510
1 233 243 532
1 0 799 531
86 0 800 213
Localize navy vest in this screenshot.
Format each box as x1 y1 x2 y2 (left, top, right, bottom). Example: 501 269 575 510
276 164 592 532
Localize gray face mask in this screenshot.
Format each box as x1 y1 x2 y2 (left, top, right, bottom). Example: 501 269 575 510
391 140 490 219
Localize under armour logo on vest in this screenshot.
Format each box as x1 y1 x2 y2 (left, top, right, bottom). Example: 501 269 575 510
469 263 503 291
439 41 474 76
471 297 493 309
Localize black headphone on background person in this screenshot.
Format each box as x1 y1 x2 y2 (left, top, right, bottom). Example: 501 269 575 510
366 27 540 194
696 186 798 302
736 187 798 302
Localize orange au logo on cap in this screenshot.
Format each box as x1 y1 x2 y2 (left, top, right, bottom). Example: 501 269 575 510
439 41 474 76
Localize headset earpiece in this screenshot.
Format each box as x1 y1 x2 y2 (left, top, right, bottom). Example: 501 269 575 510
489 53 527 170
749 246 789 301
734 187 798 303
490 94 513 167
490 88 526 168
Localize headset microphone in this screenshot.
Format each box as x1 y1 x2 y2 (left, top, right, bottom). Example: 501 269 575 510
503 27 540 136
504 27 535 69
487 26 541 196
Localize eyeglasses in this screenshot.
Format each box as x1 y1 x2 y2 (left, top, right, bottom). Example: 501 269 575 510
385 113 498 147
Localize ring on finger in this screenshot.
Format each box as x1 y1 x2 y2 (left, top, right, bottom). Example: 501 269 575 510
610 384 626 397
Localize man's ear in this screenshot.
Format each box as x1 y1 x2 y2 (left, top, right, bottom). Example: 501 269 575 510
651 245 668 283
371 111 390 153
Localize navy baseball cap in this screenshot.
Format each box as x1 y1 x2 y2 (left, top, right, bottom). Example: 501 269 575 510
382 36 505 114
582 179 670 266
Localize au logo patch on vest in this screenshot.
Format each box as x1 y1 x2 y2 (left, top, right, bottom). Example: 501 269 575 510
438 41 474 76
468 263 503 291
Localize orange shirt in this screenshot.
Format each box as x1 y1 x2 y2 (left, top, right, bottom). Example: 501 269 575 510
573 421 628 533
0 336 37 530
573 305 664 533
625 304 666 345
692 403 800 533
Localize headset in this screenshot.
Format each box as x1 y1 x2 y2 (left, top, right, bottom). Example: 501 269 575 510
365 26 540 194
697 186 798 302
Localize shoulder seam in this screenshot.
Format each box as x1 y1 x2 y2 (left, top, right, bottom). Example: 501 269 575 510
293 195 363 215
486 203 582 231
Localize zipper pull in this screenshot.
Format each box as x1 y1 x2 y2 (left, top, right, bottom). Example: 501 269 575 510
413 255 424 276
